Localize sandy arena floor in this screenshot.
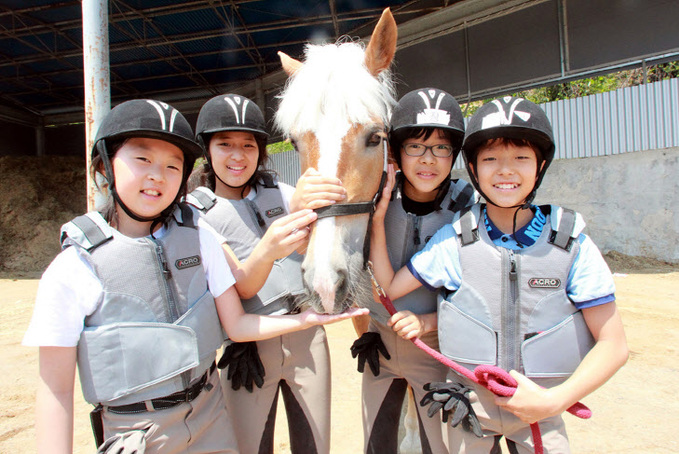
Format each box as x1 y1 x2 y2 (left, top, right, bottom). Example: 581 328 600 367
1 270 678 453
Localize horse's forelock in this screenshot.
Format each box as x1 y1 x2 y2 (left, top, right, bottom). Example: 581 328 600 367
275 41 395 136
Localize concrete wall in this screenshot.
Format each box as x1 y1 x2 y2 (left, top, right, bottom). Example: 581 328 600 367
452 147 679 263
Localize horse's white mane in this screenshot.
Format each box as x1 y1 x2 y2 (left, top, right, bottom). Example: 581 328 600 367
275 40 396 135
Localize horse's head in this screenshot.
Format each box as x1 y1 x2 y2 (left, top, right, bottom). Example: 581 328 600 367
275 8 397 314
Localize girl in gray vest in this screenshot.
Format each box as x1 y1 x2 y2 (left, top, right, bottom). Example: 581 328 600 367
369 97 628 453
350 88 476 453
23 99 365 454
187 93 347 454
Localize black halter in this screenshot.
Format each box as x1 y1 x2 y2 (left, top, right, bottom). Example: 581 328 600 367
313 139 389 269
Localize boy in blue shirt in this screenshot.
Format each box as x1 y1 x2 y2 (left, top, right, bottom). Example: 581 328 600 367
370 96 628 453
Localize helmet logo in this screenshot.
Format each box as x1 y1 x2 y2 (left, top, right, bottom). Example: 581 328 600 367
224 96 249 126
415 90 450 126
481 98 531 129
145 99 179 132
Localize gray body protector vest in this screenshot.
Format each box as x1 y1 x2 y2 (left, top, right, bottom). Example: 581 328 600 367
438 203 595 386
60 204 223 406
186 174 305 317
365 173 476 325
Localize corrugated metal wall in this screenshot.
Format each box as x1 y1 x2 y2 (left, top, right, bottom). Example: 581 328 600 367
544 77 679 160
268 150 301 186
269 78 679 183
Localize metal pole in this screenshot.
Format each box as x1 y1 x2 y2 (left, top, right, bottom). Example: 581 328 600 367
82 0 110 211
35 118 45 156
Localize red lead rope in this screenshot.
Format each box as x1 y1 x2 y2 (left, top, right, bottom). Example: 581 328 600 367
366 263 591 454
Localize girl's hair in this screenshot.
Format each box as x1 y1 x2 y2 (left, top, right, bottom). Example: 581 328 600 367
91 138 191 226
187 132 276 196
389 127 457 168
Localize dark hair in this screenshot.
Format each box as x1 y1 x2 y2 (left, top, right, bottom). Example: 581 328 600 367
187 132 275 196
389 127 459 168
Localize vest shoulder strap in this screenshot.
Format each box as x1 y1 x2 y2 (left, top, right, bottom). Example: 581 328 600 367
186 187 217 213
173 203 198 229
60 212 113 252
258 173 279 189
452 203 483 246
541 204 585 251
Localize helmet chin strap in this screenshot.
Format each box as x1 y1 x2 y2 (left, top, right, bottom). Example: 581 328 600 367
98 141 173 229
200 143 255 197
471 165 539 249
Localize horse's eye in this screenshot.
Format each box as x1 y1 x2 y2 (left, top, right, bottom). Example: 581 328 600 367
366 133 382 147
289 138 299 152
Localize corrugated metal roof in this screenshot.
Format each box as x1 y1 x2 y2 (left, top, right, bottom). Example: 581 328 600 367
0 0 453 123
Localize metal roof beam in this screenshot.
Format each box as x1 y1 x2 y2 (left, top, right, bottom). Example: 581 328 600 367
0 0 262 36
210 1 267 74
0 5 438 61
109 0 217 94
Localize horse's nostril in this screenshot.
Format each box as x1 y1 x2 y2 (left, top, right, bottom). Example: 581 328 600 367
335 269 349 306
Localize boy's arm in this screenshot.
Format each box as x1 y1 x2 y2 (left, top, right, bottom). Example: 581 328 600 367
225 209 317 299
214 286 368 342
369 165 423 300
36 346 77 454
496 301 628 424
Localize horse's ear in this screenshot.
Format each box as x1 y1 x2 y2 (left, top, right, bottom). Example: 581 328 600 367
365 8 397 77
278 51 303 76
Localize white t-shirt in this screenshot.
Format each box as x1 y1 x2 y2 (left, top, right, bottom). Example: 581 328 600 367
23 217 235 347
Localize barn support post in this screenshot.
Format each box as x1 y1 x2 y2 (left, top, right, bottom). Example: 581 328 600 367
82 0 110 211
35 119 45 156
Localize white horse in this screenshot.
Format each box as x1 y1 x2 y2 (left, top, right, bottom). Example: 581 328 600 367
276 11 422 451
275 8 397 315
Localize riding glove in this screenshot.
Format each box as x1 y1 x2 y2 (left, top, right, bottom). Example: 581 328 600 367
421 381 483 437
350 331 391 376
218 341 265 392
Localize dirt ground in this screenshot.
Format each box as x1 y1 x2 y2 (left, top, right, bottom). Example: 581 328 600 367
1 269 678 453
1 156 678 453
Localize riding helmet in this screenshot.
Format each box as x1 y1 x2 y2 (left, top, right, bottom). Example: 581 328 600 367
92 99 201 222
462 96 555 205
93 99 202 166
389 88 465 166
195 94 269 144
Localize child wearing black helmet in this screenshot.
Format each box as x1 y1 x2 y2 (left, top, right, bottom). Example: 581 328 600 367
187 93 347 454
23 99 365 454
352 88 476 453
370 96 628 453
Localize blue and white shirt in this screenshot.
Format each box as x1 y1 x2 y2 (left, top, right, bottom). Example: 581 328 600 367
408 206 615 309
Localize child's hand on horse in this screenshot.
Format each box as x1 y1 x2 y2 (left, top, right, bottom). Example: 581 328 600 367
290 168 347 212
297 306 369 322
373 164 395 223
257 209 317 261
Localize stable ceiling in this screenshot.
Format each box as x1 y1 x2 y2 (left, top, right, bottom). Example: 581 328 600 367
0 0 460 127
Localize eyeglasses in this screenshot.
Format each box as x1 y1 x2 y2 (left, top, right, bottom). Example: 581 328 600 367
402 143 454 158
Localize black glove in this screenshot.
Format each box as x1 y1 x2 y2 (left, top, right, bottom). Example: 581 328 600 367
217 341 265 392
350 332 391 376
420 382 483 438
